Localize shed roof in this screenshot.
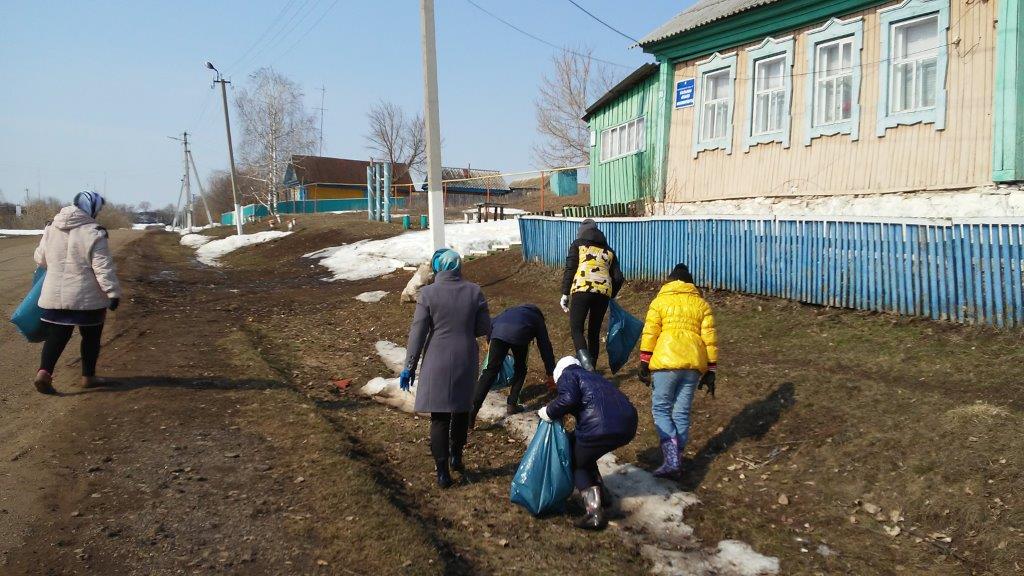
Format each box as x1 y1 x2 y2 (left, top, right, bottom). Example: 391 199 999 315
638 0 783 47
439 167 510 192
582 63 659 121
286 155 414 187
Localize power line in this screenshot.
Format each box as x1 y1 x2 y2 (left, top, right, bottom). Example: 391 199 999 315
274 0 342 65
230 0 320 76
564 0 638 43
223 0 300 75
463 0 629 68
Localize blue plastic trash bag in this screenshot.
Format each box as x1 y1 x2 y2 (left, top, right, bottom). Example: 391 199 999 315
510 419 574 516
606 298 644 374
10 267 47 343
482 351 517 390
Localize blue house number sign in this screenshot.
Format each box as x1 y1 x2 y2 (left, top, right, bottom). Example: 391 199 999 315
675 78 695 108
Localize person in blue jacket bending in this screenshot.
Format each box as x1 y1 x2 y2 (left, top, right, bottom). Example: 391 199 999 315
539 356 638 530
471 304 557 425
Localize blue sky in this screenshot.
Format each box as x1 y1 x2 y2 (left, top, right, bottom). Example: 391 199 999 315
0 0 687 207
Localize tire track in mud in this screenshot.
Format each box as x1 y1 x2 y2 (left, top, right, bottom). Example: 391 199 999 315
239 321 479 576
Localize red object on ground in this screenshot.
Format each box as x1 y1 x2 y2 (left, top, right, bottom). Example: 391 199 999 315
333 378 352 391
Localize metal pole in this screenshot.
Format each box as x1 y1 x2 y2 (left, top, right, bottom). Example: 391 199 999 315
540 171 546 214
366 165 374 220
182 132 193 232
420 0 445 248
383 162 392 223
215 75 244 235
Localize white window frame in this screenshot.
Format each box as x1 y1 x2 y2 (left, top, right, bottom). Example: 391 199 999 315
744 36 795 151
692 51 737 157
876 0 949 136
803 17 864 146
598 116 646 163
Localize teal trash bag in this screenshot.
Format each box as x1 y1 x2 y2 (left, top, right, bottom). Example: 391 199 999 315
482 351 517 390
10 267 47 343
510 419 574 517
606 299 644 374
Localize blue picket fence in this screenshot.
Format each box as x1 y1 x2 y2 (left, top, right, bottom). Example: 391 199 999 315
519 216 1024 328
221 198 408 225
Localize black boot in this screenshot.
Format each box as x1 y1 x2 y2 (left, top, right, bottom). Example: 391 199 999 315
450 449 465 472
577 486 606 530
576 349 595 372
596 478 613 509
436 459 454 489
505 403 525 416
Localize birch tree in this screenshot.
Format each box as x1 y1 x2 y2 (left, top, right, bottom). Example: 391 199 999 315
533 49 615 167
235 67 318 221
365 100 426 185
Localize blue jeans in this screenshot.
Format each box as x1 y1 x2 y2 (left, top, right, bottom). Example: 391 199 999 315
651 369 701 449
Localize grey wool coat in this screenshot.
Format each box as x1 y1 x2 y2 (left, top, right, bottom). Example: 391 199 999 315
404 270 491 413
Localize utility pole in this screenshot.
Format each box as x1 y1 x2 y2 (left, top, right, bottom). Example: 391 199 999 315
420 0 446 250
315 85 326 156
169 132 194 231
207 61 244 235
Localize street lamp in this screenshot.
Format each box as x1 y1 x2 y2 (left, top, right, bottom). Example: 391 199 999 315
207 61 244 235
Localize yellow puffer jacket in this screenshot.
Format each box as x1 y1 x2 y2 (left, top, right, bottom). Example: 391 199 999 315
640 281 718 372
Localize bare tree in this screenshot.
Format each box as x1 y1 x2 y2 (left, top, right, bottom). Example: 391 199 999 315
533 48 615 167
365 100 426 185
235 67 318 221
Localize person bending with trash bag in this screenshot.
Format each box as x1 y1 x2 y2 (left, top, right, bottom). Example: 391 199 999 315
539 356 637 530
31 191 122 394
638 263 718 479
470 304 557 424
400 249 491 489
559 219 623 371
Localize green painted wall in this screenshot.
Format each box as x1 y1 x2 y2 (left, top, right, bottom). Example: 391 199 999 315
994 0 1024 182
588 72 661 206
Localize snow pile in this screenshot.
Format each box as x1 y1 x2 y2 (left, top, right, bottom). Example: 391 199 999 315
374 341 406 373
364 341 779 576
309 220 521 281
0 229 44 236
194 231 291 266
355 290 389 303
180 234 213 248
660 186 1024 220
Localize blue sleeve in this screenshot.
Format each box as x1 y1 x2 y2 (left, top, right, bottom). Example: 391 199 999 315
545 372 581 420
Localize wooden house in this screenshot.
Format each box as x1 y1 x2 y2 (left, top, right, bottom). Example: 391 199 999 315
585 0 1022 211
283 155 414 202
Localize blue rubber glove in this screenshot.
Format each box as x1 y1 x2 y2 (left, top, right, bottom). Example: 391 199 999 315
399 369 414 392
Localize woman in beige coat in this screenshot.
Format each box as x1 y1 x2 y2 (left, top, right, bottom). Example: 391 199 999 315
32 191 122 394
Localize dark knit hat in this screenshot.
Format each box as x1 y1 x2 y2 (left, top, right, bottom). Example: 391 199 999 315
668 263 694 283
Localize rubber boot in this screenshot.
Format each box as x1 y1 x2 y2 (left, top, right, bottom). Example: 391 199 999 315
80 376 109 389
436 459 454 489
653 438 681 478
450 446 465 473
576 486 607 530
576 349 595 372
33 370 56 395
505 403 525 416
595 477 613 509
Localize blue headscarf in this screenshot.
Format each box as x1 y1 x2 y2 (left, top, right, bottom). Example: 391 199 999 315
73 191 105 218
431 248 462 273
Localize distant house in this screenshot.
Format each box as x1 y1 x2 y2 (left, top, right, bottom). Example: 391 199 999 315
282 155 414 202
416 167 510 209
583 0 1023 214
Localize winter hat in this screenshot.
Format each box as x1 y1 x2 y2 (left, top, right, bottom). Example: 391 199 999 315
431 248 462 273
73 190 105 218
576 218 597 239
668 263 694 284
553 356 580 383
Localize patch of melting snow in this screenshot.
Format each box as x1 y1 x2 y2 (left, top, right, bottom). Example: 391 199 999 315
180 233 213 248
0 229 44 236
364 343 778 575
355 291 388 303
194 231 291 266
307 220 520 281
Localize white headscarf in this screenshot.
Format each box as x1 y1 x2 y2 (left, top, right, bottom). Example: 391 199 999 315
553 356 581 383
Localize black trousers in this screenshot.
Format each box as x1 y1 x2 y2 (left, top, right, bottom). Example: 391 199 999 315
569 292 610 362
570 435 622 491
472 339 529 414
430 412 469 465
40 323 103 377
